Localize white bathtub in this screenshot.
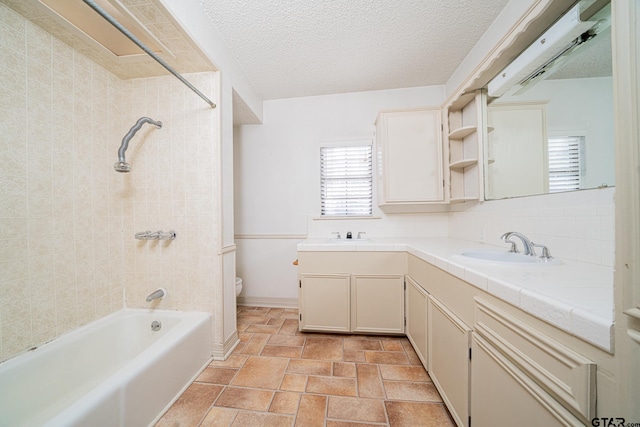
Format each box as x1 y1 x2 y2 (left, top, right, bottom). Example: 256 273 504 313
0 309 213 427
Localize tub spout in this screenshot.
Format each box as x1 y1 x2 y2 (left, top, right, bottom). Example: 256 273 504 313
146 288 166 302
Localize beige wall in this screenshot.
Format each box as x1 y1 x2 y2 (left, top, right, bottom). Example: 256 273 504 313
0 3 222 362
120 73 220 313
0 6 124 361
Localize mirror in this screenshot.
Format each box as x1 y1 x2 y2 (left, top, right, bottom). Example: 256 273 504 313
484 3 614 200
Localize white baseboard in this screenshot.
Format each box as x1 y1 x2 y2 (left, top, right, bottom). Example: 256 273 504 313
237 296 298 309
211 331 240 360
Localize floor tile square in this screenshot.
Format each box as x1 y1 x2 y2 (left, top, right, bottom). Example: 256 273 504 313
327 396 387 423
214 387 274 411
383 381 442 402
364 351 409 365
231 356 288 389
280 374 308 392
199 407 238 427
379 365 431 382
385 401 454 427
356 363 384 398
196 367 238 385
295 394 327 427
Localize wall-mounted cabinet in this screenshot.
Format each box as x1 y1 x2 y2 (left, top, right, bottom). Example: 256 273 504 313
375 108 445 212
445 91 487 203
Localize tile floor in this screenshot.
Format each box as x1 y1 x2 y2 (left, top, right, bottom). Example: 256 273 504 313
156 306 454 427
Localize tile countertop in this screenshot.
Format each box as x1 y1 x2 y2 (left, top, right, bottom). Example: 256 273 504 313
297 237 614 352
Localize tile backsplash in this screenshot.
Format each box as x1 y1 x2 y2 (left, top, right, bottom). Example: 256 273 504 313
449 187 615 266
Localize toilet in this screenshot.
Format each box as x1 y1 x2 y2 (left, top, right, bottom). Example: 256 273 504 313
235 277 243 297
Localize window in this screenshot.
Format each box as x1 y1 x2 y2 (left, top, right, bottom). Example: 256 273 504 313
320 143 373 216
548 136 584 193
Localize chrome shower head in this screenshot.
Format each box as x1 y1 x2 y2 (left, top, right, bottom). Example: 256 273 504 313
114 117 162 173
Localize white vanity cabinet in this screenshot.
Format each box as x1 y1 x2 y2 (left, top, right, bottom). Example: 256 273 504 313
375 108 444 211
298 252 405 334
406 254 598 427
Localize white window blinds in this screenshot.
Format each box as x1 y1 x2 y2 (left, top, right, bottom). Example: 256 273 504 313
320 144 373 216
548 136 584 193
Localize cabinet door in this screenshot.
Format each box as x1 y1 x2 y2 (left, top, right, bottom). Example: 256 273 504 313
471 333 584 427
377 109 443 204
299 274 350 332
428 297 471 427
351 275 405 334
486 103 548 199
406 276 428 367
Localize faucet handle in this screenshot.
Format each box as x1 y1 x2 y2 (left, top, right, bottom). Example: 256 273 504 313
501 232 518 253
357 232 366 239
504 239 518 253
332 231 341 239
532 242 552 260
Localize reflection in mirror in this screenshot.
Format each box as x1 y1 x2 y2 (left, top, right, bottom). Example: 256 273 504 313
484 2 614 200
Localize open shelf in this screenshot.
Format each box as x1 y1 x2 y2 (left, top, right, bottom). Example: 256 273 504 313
449 159 478 170
448 125 477 140
446 90 486 203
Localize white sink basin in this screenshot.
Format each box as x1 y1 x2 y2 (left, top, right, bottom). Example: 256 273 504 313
458 250 561 266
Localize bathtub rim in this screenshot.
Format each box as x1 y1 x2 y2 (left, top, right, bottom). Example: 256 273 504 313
0 308 212 367
0 308 214 427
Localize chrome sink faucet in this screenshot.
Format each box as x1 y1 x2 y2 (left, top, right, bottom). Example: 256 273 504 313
500 232 535 256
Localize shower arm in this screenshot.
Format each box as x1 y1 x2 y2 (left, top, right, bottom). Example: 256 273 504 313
117 117 162 164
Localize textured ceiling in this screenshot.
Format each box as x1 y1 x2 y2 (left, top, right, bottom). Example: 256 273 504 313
201 0 511 100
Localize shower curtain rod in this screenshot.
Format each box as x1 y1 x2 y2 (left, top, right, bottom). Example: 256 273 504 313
82 0 216 109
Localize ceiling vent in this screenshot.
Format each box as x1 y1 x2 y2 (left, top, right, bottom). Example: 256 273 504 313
37 0 172 59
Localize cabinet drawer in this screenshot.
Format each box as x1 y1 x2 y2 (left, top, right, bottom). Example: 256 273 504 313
471 333 585 427
474 298 595 424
